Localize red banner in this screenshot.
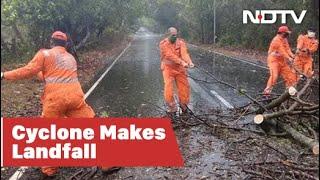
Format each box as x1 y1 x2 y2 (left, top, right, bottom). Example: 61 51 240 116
1 117 184 167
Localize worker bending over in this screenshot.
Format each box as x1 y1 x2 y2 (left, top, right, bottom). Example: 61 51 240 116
264 26 297 96
1 31 95 177
294 28 319 79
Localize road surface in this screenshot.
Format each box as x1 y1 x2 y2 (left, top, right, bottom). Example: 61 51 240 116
14 28 278 180
86 28 275 116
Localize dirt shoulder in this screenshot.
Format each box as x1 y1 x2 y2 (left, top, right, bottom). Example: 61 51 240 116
192 43 319 77
1 36 132 117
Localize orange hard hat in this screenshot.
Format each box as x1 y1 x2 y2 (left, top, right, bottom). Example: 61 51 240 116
51 31 67 41
278 26 291 34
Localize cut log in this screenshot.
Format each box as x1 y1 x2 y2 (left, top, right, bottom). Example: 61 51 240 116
257 118 319 155
254 79 313 123
278 121 319 155
256 90 292 114
254 114 264 124
288 86 297 96
254 109 318 124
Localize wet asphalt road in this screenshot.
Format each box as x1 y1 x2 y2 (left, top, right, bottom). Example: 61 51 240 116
84 29 275 179
9 28 281 180
86 31 165 117
86 28 274 117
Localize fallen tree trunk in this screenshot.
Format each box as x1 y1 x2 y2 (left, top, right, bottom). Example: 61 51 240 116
278 121 319 155
253 79 319 154
254 79 313 124
254 109 318 124
256 88 295 114
256 85 302 113
257 116 319 155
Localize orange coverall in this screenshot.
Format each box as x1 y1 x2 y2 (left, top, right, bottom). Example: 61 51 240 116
294 34 319 77
159 38 192 112
265 34 296 91
4 46 95 176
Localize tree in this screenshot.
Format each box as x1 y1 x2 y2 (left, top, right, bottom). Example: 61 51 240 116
1 0 146 61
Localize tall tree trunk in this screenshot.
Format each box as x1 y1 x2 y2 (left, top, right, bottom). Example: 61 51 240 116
75 26 90 50
12 23 24 43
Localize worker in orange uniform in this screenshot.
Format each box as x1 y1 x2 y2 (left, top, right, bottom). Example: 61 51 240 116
294 28 318 79
1 31 95 177
159 27 195 118
263 26 297 96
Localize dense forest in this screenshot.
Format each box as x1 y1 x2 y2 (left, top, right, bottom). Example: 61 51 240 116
148 0 319 47
1 0 145 61
1 0 319 62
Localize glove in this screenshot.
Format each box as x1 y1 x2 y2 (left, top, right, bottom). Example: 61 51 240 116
1 72 4 80
188 62 195 68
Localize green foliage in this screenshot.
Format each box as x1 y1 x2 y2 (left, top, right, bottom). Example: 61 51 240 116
138 16 157 30
1 0 146 62
151 0 319 50
1 0 318 62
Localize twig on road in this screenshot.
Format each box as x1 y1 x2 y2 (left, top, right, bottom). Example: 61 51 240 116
194 65 267 111
242 169 274 180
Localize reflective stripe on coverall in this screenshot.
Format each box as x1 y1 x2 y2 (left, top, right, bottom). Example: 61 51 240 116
294 34 319 77
265 34 297 90
4 46 95 176
159 38 192 112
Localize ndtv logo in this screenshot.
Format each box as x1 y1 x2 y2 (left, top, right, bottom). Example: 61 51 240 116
243 10 307 24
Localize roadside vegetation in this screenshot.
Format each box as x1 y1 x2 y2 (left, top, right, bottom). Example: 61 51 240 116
1 0 145 62
147 0 318 49
2 0 318 61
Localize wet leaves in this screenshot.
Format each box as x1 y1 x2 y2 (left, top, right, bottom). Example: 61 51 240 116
1 79 42 117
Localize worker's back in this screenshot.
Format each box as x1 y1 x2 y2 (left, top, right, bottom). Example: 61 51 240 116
40 46 93 118
40 46 84 101
42 46 77 83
